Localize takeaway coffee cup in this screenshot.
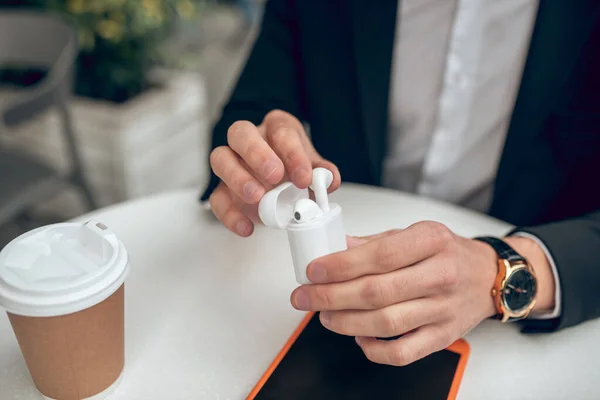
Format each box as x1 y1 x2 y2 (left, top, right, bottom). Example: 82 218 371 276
0 220 130 400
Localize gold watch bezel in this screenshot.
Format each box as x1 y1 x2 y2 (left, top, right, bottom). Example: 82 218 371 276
492 258 537 323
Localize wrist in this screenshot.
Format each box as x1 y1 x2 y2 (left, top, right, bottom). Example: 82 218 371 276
470 239 500 320
503 236 556 313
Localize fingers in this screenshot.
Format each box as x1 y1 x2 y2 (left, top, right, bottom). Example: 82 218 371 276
262 111 313 188
209 184 254 237
319 298 447 338
221 112 341 204
292 257 456 311
213 111 344 237
307 221 455 283
355 324 456 366
226 120 284 185
210 146 265 204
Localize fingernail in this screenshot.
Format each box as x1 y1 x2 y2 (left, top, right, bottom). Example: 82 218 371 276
320 311 331 326
243 181 261 201
346 236 366 248
308 263 327 283
236 220 251 236
355 336 362 345
292 167 310 185
262 160 279 180
293 289 310 310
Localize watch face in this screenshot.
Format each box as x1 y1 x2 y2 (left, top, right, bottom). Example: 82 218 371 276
503 269 537 312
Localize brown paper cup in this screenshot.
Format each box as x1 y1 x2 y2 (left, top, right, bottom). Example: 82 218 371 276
0 221 130 400
8 285 125 400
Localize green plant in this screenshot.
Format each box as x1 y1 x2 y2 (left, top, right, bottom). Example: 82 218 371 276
0 0 197 103
48 0 198 103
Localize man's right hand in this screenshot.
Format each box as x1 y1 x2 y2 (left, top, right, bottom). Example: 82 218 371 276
209 110 341 237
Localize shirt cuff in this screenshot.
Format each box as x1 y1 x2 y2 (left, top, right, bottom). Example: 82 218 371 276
510 231 562 320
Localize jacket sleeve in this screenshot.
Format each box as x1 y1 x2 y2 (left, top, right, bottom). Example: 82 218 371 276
515 210 600 333
200 0 304 202
515 14 600 333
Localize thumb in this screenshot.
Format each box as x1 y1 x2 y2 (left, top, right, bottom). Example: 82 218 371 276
345 229 403 248
346 235 368 248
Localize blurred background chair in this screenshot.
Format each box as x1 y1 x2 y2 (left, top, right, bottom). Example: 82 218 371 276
0 12 96 229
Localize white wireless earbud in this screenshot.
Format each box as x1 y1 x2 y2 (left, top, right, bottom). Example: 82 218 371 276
293 198 324 223
309 168 334 213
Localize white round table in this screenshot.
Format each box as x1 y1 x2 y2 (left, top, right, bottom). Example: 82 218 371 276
1 184 598 400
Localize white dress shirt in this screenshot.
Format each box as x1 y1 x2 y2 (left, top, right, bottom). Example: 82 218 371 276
382 0 560 319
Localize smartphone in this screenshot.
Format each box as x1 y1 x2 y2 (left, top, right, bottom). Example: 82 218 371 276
248 312 470 400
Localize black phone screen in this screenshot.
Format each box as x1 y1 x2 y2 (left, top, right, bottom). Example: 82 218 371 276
254 313 463 400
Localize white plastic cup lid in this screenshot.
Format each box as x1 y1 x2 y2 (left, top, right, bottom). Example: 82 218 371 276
0 220 130 317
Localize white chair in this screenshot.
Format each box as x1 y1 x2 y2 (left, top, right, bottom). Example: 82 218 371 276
0 12 96 228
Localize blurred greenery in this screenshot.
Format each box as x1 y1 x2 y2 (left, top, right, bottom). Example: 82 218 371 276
0 0 199 103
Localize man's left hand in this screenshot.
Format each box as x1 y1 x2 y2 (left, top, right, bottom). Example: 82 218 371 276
290 221 501 366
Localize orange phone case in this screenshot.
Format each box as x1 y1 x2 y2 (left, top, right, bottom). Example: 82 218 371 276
247 312 471 400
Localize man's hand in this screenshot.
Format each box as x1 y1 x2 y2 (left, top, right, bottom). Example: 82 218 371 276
290 221 556 366
209 110 340 236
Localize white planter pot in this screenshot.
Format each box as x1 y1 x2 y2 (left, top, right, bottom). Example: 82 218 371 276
1 70 210 217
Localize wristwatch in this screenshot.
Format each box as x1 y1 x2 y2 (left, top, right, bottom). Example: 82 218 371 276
473 236 538 322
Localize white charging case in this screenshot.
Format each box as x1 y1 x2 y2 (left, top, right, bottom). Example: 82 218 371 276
258 181 347 284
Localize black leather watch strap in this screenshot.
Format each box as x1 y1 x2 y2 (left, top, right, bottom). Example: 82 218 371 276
473 236 525 263
473 236 528 322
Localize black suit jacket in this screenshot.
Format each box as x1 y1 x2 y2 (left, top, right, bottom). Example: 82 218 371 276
201 0 600 333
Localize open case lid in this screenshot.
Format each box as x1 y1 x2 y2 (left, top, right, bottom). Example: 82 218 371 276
258 182 309 229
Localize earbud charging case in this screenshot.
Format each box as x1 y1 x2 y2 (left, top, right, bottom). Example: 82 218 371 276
258 181 347 284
